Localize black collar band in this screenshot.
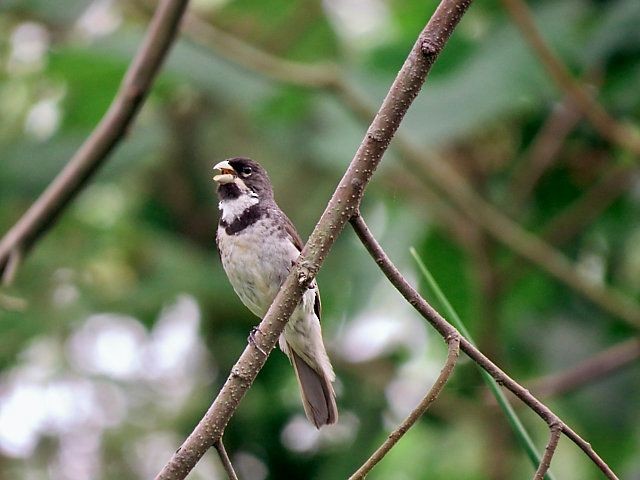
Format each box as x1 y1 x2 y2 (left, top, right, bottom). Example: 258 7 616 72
220 203 263 235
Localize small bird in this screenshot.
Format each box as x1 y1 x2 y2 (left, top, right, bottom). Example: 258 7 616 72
213 157 338 428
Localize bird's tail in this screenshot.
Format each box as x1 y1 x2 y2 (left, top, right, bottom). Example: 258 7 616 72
287 345 338 428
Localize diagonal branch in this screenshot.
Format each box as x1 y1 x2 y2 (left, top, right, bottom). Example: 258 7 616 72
349 335 460 480
497 164 636 296
500 0 640 156
529 337 640 398
214 440 239 480
349 214 618 479
505 94 583 211
541 165 635 246
180 16 640 329
0 0 191 276
397 139 640 329
533 423 562 480
1 247 23 286
154 1 475 478
182 13 341 89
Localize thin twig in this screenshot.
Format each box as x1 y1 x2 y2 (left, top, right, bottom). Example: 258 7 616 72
506 95 583 211
183 14 341 89
398 138 640 329
154 1 475 478
500 0 640 156
349 214 618 480
529 337 640 398
1 248 23 286
214 440 239 480
0 0 191 276
533 423 562 480
349 335 461 480
180 12 640 329
497 164 636 288
409 246 555 479
542 166 635 246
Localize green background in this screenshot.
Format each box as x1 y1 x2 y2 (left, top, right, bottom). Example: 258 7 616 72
0 0 639 478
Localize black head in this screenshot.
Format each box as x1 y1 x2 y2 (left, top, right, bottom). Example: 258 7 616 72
213 157 274 201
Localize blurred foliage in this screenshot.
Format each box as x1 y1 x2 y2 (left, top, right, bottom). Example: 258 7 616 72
0 0 639 479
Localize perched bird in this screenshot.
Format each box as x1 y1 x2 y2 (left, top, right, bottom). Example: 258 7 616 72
213 157 338 428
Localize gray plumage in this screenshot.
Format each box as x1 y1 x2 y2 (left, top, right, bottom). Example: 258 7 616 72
214 157 338 428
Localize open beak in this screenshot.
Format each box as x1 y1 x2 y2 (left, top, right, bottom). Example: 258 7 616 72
213 160 236 184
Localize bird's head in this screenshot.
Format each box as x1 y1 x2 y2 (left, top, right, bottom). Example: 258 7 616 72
213 157 274 201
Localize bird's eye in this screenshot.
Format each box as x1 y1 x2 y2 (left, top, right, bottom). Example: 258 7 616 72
241 166 252 177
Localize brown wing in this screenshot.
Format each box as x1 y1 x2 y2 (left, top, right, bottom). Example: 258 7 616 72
280 210 321 319
281 213 304 252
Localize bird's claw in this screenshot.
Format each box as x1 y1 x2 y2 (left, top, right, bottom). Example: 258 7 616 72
248 327 267 355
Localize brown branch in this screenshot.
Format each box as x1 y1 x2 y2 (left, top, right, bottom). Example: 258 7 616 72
506 95 583 211
349 214 619 479
396 139 640 329
183 13 341 89
0 0 190 276
497 164 636 290
500 0 640 156
529 337 640 399
154 1 475 478
533 423 562 480
542 166 635 246
214 440 239 480
182 18 640 329
1 248 22 286
349 335 461 480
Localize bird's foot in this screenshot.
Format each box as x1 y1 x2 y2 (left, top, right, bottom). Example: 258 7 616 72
248 326 267 356
292 260 315 289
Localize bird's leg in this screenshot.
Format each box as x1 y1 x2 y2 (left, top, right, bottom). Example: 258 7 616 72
248 326 267 355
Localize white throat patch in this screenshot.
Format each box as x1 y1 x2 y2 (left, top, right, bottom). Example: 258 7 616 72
219 193 259 223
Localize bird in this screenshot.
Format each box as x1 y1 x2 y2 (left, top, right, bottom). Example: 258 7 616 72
213 157 338 428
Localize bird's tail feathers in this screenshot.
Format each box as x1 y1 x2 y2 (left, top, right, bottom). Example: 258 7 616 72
288 345 338 428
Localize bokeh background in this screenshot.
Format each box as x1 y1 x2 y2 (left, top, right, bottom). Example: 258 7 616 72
1 0 639 478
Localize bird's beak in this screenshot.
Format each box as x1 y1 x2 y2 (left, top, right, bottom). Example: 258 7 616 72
213 160 236 184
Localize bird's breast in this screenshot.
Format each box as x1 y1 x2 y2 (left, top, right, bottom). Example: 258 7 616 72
217 217 300 318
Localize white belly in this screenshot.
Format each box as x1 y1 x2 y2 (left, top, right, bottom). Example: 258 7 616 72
217 221 300 318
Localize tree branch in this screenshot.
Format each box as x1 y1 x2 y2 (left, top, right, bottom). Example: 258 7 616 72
154 1 474 478
529 337 640 398
1 247 22 286
182 13 341 89
214 440 239 480
533 423 562 480
349 335 460 480
542 165 635 246
497 163 636 292
349 214 618 480
500 0 640 156
397 139 640 329
180 16 640 329
506 94 583 211
0 0 190 276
